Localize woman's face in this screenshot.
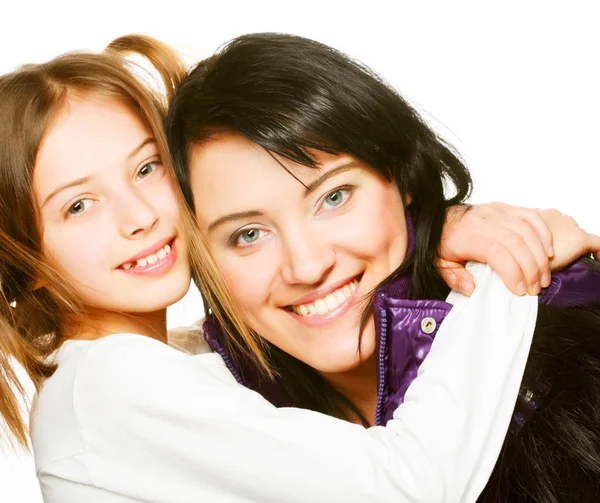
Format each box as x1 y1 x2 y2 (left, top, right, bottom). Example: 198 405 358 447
34 94 190 315
190 132 408 373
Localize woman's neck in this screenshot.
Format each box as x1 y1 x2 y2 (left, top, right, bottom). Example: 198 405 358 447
65 308 168 343
320 354 379 426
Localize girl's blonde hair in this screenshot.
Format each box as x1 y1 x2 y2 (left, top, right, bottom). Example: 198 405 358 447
0 35 264 450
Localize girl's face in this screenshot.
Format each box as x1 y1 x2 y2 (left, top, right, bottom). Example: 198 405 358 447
34 95 190 316
190 132 408 374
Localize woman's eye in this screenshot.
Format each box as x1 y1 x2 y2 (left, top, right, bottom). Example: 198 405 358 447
234 228 265 246
321 188 350 210
135 162 159 181
67 199 93 216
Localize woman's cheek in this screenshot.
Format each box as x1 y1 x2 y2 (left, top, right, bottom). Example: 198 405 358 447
222 250 276 313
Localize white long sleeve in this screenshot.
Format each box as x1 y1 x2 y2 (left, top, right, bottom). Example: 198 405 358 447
32 263 536 502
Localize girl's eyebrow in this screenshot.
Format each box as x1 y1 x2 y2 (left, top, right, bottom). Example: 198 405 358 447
42 175 93 208
128 137 156 159
41 137 157 208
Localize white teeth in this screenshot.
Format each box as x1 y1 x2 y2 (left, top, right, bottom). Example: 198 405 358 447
324 293 340 310
314 299 328 315
292 279 359 317
122 242 172 270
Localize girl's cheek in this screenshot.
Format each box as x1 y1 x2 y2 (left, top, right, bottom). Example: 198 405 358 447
46 226 110 276
156 176 180 213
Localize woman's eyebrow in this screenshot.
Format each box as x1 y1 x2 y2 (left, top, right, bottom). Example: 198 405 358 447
207 210 264 232
206 163 359 232
304 162 360 194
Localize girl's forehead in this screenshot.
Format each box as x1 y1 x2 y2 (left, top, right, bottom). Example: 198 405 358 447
34 97 152 199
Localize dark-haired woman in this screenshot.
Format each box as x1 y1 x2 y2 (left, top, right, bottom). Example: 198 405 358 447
166 33 600 502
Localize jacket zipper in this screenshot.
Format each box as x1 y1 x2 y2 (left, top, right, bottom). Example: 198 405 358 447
374 294 388 426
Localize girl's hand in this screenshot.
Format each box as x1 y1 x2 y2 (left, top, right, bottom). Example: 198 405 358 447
437 203 599 296
537 208 600 270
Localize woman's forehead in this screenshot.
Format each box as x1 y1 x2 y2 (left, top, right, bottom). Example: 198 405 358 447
188 133 364 223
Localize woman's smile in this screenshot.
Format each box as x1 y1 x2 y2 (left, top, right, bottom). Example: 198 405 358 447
191 132 408 373
286 276 360 327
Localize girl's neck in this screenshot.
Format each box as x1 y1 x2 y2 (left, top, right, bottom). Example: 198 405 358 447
65 308 168 343
320 354 379 426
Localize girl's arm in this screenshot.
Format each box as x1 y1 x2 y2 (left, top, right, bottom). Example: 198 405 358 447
39 264 535 502
440 203 600 295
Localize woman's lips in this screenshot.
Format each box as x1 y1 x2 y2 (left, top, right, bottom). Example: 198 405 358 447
285 276 361 328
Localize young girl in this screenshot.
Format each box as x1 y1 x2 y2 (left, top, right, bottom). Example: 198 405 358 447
0 36 595 502
165 33 600 502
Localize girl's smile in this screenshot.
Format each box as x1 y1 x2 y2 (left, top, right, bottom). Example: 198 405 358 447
33 94 191 333
118 237 177 276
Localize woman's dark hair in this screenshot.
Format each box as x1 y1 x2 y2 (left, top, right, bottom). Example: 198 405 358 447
167 32 469 419
166 33 600 501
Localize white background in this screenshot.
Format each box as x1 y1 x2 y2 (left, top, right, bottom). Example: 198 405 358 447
1 1 598 501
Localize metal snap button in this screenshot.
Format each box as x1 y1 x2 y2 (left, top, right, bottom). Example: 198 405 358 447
420 317 436 334
522 388 534 404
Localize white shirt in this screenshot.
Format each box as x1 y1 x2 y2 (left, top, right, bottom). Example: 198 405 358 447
31 263 537 502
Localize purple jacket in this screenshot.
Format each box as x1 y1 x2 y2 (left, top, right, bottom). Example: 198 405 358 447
203 242 600 427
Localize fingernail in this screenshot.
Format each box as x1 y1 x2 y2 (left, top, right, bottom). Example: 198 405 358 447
529 282 541 295
541 273 551 288
517 282 527 295
548 245 555 257
460 281 473 296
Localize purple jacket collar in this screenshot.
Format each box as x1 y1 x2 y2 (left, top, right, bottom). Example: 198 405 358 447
203 218 600 425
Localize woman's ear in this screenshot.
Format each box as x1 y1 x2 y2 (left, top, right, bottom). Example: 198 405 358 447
403 193 413 206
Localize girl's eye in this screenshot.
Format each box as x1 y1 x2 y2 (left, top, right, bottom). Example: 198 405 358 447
135 161 160 181
67 199 94 216
234 228 266 246
321 188 350 210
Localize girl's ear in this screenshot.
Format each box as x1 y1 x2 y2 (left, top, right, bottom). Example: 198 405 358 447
403 193 413 206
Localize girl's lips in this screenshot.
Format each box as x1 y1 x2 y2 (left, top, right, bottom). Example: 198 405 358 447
121 236 174 264
118 238 177 277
